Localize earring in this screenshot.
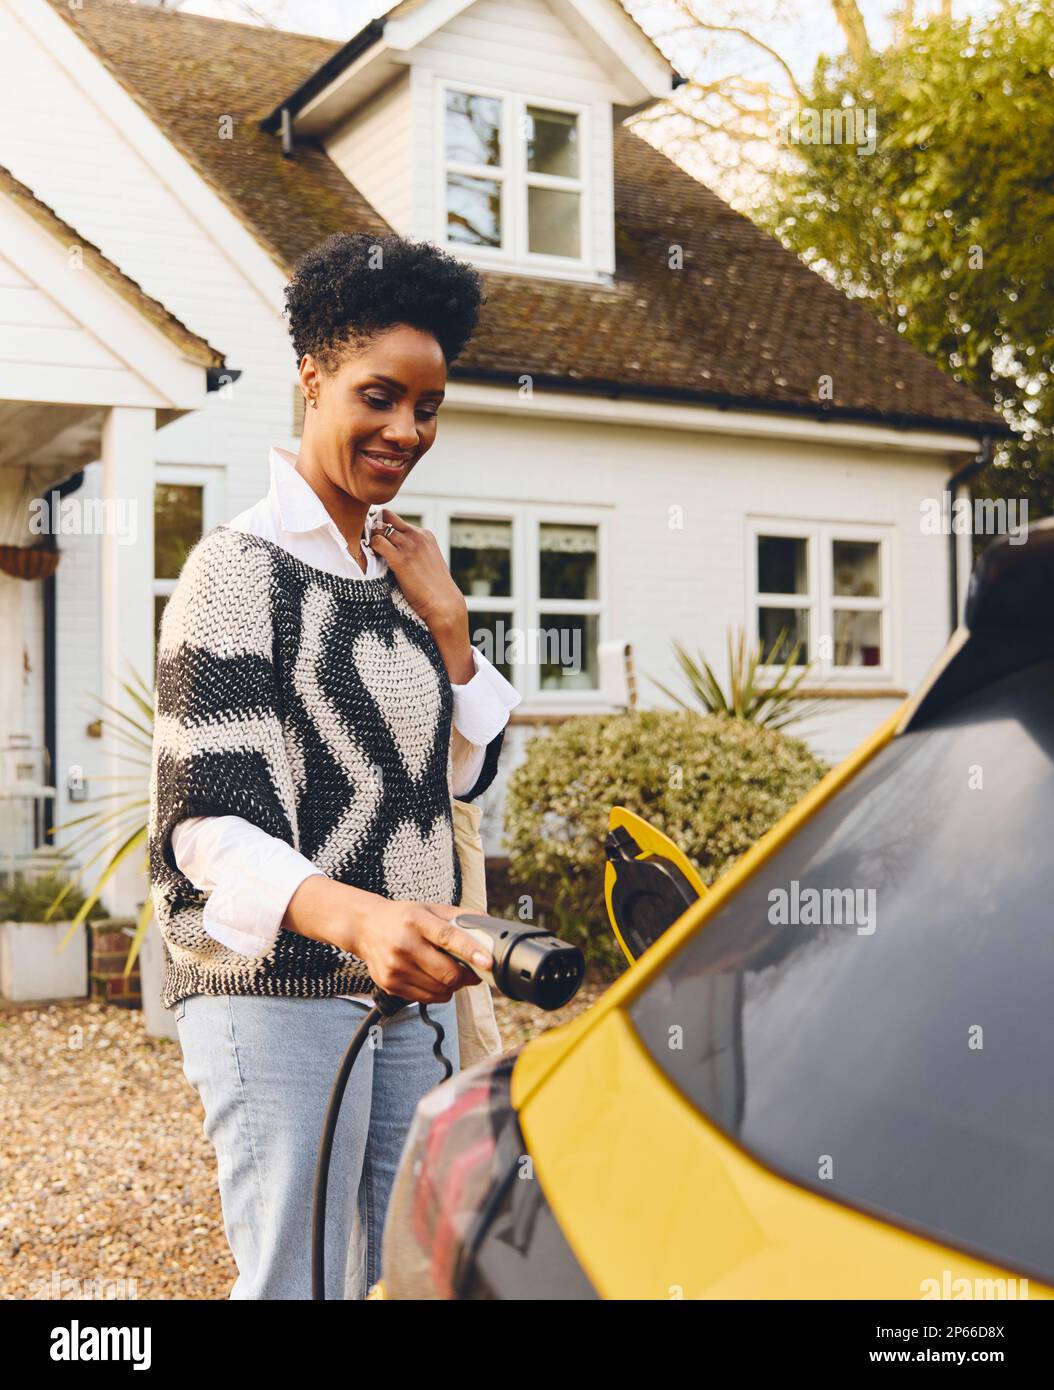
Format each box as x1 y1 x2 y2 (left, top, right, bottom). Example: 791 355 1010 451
310 396 318 409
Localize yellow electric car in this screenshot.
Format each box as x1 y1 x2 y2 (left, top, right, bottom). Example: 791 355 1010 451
377 521 1054 1300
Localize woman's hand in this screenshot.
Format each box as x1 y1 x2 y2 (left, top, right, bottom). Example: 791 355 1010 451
367 510 475 683
282 875 491 1005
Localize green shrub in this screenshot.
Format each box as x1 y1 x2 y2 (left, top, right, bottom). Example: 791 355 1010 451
503 710 829 974
0 873 109 924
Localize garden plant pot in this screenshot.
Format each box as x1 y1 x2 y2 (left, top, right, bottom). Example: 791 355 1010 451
0 919 88 1001
0 543 60 581
138 918 177 1041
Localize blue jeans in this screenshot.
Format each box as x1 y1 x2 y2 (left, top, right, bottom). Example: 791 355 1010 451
175 993 459 1300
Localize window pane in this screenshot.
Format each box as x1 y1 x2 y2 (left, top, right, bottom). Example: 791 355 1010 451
834 609 882 667
528 186 580 259
758 607 809 663
155 484 203 580
526 107 579 178
539 612 598 690
450 517 512 598
445 90 502 167
447 174 501 248
757 535 807 595
467 609 515 683
539 523 596 600
833 540 881 597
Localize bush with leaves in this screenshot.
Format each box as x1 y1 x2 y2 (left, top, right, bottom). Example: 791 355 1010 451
503 709 828 974
0 873 109 925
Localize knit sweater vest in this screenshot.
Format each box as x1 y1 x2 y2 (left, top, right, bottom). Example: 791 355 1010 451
148 524 501 1010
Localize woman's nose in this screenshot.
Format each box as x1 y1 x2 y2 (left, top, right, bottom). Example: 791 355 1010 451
384 405 424 447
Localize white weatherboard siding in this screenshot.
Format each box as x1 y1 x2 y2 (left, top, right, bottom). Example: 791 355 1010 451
0 249 123 375
0 0 299 851
325 73 416 233
322 0 619 278
409 0 626 101
395 406 958 844
0 0 294 507
407 0 617 276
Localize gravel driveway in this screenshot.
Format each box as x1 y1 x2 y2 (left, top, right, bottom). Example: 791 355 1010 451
1 975 607 1300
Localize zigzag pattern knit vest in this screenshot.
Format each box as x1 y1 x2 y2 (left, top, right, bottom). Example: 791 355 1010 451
148 525 466 1009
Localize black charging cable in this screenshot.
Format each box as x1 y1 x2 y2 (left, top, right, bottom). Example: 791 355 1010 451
310 990 454 1301
309 914 584 1301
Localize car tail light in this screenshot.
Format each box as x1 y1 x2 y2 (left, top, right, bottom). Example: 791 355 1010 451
381 1048 521 1300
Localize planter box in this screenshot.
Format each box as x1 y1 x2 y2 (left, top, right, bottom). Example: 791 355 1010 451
0 919 89 1002
88 919 140 1007
138 919 177 1041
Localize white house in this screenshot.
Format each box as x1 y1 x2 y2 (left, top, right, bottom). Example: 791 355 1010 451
0 0 1005 912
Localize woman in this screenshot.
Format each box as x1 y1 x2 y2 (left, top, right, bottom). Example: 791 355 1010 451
148 232 520 1300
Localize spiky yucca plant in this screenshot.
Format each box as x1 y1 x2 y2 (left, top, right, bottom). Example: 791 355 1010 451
45 669 155 975
648 626 825 732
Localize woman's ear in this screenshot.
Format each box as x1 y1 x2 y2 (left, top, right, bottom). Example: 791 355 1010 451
299 354 321 411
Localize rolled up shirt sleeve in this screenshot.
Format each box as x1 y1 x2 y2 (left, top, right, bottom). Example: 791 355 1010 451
170 814 323 959
449 645 521 798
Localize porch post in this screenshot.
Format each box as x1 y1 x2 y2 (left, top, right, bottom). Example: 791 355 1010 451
99 406 155 917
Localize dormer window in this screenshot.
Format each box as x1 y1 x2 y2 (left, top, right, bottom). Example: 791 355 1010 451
439 80 586 269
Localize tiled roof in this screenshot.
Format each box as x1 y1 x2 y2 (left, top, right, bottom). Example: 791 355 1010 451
0 161 224 369
49 0 1003 436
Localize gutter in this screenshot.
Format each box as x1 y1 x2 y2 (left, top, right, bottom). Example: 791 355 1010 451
448 364 1011 441
946 433 994 635
259 18 388 143
206 366 242 392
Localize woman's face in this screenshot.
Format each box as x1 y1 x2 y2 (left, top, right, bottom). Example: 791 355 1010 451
299 324 447 505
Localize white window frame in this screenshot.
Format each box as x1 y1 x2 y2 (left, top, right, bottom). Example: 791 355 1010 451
153 465 225 611
747 517 895 687
396 494 607 704
435 78 590 273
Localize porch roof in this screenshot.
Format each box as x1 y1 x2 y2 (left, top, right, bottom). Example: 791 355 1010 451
1 165 227 481
0 165 224 372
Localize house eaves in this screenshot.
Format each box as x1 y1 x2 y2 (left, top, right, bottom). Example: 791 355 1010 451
260 0 683 140
45 0 1006 442
0 163 226 375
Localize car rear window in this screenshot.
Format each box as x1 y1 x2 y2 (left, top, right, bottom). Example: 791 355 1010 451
629 658 1054 1283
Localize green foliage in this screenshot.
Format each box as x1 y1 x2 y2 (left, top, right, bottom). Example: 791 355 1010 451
0 873 108 925
763 0 1054 525
47 670 154 969
648 626 826 731
503 710 828 973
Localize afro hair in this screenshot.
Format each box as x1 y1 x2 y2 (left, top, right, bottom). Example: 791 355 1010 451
283 231 486 372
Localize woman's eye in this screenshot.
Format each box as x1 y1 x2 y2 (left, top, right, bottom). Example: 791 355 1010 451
364 395 438 422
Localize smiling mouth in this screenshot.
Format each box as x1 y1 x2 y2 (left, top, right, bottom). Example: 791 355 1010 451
361 450 412 471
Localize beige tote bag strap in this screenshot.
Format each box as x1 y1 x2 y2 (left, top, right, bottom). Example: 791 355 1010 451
452 798 503 1067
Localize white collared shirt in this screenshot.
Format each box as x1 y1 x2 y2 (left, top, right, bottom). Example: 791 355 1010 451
169 447 521 1000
